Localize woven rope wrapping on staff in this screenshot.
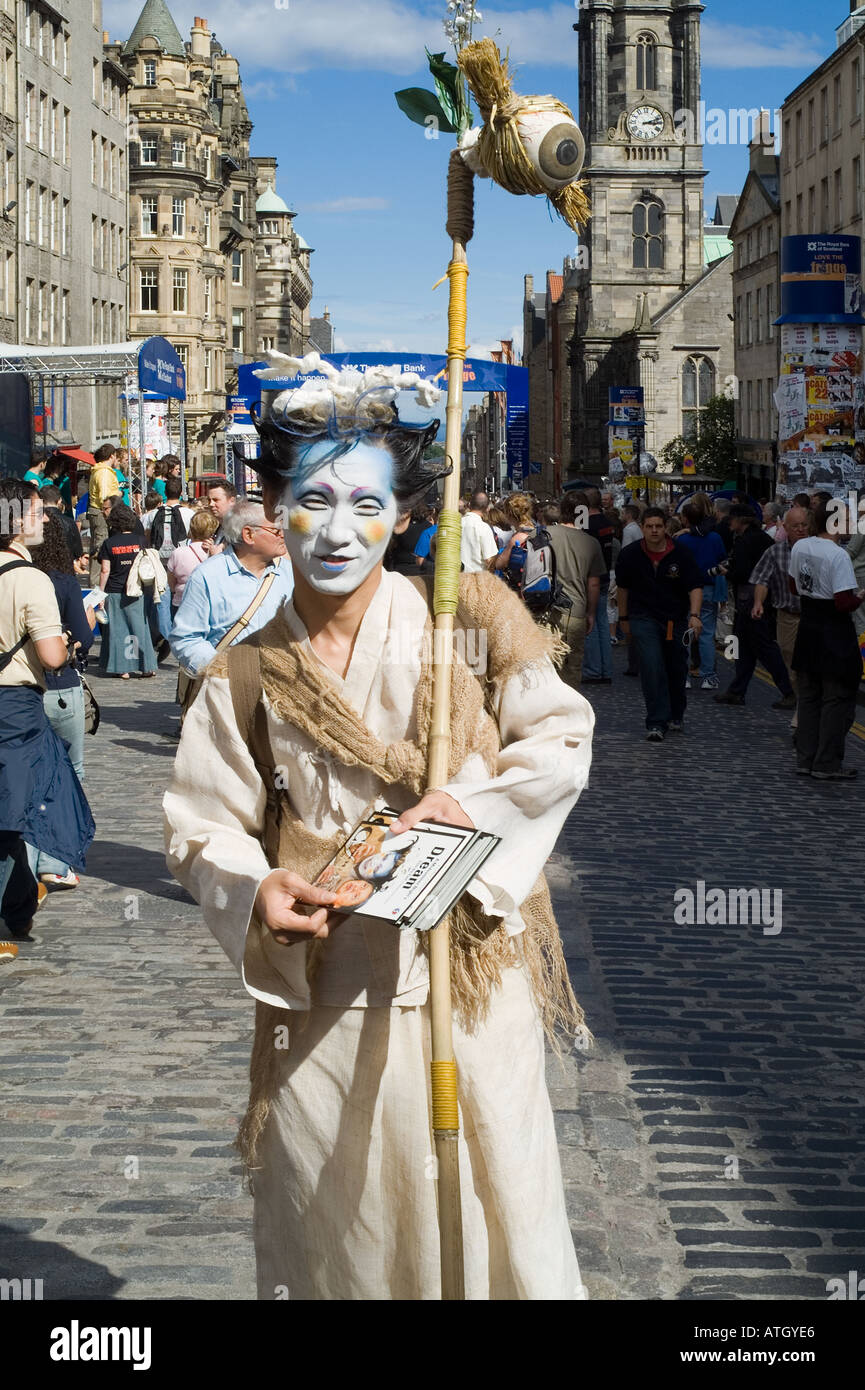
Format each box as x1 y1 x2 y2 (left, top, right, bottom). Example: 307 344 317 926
433 509 462 615
457 37 591 233
446 147 475 244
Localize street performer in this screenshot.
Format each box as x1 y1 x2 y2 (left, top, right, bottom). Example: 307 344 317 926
163 360 595 1299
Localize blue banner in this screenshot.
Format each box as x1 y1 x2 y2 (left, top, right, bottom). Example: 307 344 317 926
778 236 865 324
138 336 186 399
505 364 529 484
237 352 518 405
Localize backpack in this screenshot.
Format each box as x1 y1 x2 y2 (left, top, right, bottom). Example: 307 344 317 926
520 525 570 615
150 505 187 558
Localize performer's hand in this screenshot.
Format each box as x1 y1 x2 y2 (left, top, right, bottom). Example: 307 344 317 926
254 870 337 947
389 791 474 834
751 600 764 620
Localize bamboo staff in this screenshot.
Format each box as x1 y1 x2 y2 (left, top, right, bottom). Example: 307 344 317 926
425 148 475 1302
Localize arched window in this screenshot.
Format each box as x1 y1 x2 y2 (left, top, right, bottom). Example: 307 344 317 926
632 198 664 269
636 33 657 91
682 356 716 439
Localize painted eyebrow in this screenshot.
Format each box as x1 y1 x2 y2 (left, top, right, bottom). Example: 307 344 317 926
350 487 386 500
296 481 335 496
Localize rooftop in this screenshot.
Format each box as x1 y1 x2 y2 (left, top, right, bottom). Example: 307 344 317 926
123 0 186 58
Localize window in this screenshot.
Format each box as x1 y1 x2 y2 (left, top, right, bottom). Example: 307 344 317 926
809 185 816 230
172 197 185 237
204 347 212 391
796 193 803 234
834 74 842 133
63 32 69 77
51 284 58 339
821 177 829 227
682 356 716 439
757 379 764 437
63 109 70 164
111 144 119 194
231 250 243 284
856 157 863 221
24 2 33 47
795 110 802 161
24 181 33 241
140 136 157 165
632 198 664 268
635 33 657 91
62 199 69 254
102 74 110 110
38 92 47 150
203 208 211 246
25 280 33 339
854 59 862 121
39 15 48 58
52 25 59 68
172 267 188 313
62 289 69 344
746 290 753 345
783 118 791 168
37 186 45 245
736 295 744 348
835 169 843 225
203 144 212 179
232 307 244 351
51 99 58 158
141 196 157 235
92 58 99 102
203 276 211 317
171 138 186 167
101 137 109 188
25 83 34 142
50 192 58 251
144 59 156 88
756 287 763 341
140 267 158 312
821 87 828 142
37 281 45 340
172 343 188 373
808 97 815 151
101 219 108 270
232 190 244 220
91 297 98 343
91 132 97 182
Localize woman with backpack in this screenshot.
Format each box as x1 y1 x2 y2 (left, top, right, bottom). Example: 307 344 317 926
490 493 536 590
97 503 158 679
167 509 219 615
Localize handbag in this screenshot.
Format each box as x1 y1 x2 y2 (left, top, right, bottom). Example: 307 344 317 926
80 674 100 735
137 551 157 585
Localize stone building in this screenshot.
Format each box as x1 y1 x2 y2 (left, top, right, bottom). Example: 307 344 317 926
14 0 129 446
570 0 736 476
729 115 781 494
523 261 580 496
117 2 314 473
0 0 16 345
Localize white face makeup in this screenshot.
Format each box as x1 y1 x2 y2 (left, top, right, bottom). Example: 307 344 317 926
280 440 399 595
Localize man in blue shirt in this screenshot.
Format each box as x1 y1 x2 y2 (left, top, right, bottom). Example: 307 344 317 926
170 500 293 678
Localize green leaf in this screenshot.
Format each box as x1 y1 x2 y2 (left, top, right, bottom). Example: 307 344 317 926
426 49 468 132
394 87 458 133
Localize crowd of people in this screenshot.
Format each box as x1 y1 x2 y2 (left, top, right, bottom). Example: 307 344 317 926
398 484 865 776
3 453 865 948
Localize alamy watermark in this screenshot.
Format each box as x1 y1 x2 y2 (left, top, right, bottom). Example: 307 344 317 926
673 880 782 936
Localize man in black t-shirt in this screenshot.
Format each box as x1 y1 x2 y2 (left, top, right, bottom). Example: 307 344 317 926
616 508 704 741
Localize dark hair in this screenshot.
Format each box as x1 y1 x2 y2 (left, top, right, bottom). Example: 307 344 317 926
252 409 448 513
160 454 181 469
793 492 811 508
470 490 488 510
730 504 756 521
813 501 834 535
560 491 588 524
43 456 66 479
40 485 62 507
643 506 667 524
681 502 703 529
623 503 641 522
812 490 833 506
93 443 118 464
107 502 140 535
144 489 163 510
208 478 238 499
30 450 48 468
165 476 183 501
0 477 38 549
29 512 74 575
541 502 561 526
584 486 602 509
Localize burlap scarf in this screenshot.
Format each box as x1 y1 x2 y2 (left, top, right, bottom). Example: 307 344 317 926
211 570 586 1166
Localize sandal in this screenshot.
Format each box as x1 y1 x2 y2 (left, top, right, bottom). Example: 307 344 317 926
119 672 130 680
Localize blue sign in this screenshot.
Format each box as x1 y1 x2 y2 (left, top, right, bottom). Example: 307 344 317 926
505 365 529 483
227 394 253 426
609 386 645 425
238 352 520 407
138 336 186 399
778 236 865 324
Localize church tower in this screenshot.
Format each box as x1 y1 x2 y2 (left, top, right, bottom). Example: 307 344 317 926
571 1 730 474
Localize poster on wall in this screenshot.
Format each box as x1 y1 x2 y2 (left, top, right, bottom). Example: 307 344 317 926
778 236 864 323
776 323 863 456
776 450 865 499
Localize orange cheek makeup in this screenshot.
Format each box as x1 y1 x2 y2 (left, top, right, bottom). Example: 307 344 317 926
364 519 388 546
288 510 312 536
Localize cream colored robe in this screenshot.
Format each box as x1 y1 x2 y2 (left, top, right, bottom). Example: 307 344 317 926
164 569 595 1300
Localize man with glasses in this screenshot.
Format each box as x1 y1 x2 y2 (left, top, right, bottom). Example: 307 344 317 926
170 500 292 680
615 507 704 742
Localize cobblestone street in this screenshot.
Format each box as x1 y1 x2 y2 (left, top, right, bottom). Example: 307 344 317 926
1 649 864 1301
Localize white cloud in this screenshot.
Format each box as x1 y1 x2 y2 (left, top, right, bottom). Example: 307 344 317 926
300 197 390 214
701 20 825 70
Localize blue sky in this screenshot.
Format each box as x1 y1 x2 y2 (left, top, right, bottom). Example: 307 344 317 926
105 0 838 361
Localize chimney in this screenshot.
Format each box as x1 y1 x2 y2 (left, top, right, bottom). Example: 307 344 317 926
524 273 534 301
102 30 109 44
749 110 777 175
190 16 210 60
323 306 330 321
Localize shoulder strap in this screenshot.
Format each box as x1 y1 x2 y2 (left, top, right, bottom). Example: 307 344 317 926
228 641 265 750
214 571 277 655
0 561 39 672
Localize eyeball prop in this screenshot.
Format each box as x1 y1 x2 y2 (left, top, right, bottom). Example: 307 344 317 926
456 37 589 232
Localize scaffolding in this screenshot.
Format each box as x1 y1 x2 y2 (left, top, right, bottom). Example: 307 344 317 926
0 337 187 501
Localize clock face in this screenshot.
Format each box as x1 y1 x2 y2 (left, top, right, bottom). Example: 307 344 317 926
628 106 665 141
